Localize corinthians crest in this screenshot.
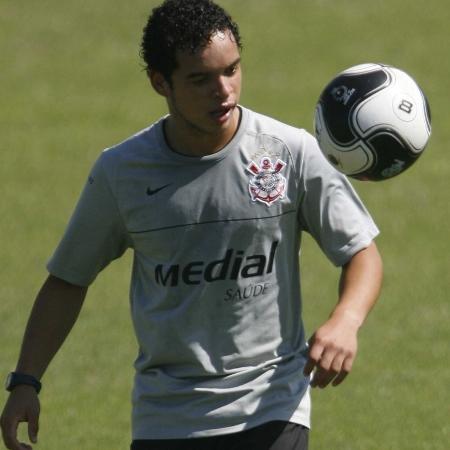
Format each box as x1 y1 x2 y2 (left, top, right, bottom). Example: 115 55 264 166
246 157 287 206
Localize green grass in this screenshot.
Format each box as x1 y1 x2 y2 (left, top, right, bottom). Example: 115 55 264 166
1 0 449 448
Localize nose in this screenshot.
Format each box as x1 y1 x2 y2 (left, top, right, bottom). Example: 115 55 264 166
213 76 232 99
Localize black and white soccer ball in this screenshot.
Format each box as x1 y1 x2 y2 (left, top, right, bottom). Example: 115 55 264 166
314 63 431 181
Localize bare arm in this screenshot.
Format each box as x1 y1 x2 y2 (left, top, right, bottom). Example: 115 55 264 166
1 275 87 450
304 241 383 388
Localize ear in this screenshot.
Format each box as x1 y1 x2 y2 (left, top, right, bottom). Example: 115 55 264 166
149 70 170 97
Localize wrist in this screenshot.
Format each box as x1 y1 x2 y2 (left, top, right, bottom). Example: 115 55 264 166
330 307 364 330
5 372 42 394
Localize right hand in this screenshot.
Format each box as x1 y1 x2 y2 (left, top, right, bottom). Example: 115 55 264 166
0 385 40 450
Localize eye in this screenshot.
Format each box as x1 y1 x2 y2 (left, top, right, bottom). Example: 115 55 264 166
225 63 239 77
191 76 209 86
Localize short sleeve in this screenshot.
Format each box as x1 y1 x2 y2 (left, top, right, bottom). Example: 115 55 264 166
297 133 379 266
47 153 131 286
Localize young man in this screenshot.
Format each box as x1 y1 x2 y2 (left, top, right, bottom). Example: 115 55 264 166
1 1 383 449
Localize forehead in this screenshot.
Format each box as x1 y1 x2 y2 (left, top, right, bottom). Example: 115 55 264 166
174 31 241 75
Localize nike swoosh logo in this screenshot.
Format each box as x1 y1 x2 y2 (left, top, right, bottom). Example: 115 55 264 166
146 184 171 196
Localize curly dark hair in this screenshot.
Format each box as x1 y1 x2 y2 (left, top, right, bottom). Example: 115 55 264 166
141 0 242 81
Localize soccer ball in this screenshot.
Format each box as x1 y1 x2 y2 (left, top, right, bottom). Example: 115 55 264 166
314 63 431 181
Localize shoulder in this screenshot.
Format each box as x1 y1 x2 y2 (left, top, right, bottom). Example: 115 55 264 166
241 107 345 185
105 119 163 159
243 107 318 152
81 118 165 194
243 107 302 137
241 106 323 167
94 117 165 173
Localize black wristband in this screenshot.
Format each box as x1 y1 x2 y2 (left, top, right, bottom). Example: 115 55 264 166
5 372 42 394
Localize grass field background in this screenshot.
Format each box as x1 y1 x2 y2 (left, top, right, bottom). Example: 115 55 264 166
1 0 449 448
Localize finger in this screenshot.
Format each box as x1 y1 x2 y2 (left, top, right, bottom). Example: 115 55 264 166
332 357 353 386
27 414 38 444
320 347 355 388
311 364 338 389
1 416 21 450
315 373 338 388
332 370 349 386
310 371 329 389
303 358 316 377
309 344 338 388
310 367 324 388
329 351 346 376
317 357 348 389
303 337 324 376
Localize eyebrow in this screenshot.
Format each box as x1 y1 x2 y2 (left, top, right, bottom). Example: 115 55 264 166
186 57 241 79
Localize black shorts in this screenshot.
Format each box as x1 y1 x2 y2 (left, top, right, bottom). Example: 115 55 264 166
131 421 309 450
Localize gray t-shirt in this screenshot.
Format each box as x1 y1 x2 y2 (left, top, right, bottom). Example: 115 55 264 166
47 106 379 439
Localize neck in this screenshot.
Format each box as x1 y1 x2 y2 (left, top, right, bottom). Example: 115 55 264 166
164 107 241 157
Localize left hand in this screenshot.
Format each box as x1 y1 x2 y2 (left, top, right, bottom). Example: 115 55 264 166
303 312 360 388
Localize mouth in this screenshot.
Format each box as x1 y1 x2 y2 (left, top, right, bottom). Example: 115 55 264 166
209 103 236 123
